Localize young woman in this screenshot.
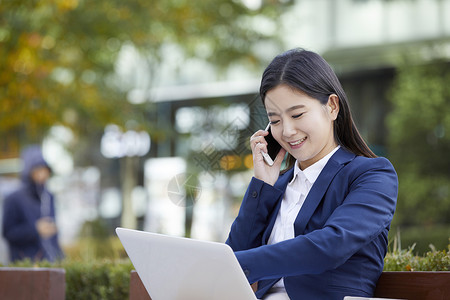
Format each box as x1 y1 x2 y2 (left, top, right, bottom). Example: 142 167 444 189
226 49 398 300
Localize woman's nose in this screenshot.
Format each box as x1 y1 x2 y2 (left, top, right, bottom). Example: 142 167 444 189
282 121 296 138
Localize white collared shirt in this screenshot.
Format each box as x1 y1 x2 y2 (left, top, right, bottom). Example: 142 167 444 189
266 146 340 290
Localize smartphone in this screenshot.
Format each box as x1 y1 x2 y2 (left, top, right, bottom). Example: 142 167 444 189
261 123 282 166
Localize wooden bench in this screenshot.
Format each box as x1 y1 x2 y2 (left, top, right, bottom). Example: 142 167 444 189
129 270 151 300
129 270 450 300
0 267 66 300
374 271 450 300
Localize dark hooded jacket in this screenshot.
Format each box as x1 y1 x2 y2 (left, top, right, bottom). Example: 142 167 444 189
2 145 64 262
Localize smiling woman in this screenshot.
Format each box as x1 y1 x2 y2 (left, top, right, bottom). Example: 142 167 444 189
260 48 376 174
225 48 398 300
264 86 339 170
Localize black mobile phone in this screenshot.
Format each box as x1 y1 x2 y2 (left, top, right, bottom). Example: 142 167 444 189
263 123 282 164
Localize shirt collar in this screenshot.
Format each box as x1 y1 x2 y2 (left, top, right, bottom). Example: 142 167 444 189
290 146 340 185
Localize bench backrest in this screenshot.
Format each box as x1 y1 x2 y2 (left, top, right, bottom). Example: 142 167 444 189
374 271 450 300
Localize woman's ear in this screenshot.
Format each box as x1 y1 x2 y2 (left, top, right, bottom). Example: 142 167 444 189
327 94 339 120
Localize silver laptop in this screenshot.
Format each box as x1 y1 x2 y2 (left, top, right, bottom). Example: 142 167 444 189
116 227 257 300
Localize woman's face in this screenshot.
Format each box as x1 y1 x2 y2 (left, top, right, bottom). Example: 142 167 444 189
265 84 339 170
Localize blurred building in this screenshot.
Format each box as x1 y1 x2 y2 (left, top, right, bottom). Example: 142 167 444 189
140 0 450 239
2 0 450 250
148 0 450 154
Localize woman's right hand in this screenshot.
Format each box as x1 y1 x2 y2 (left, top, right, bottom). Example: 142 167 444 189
250 129 286 186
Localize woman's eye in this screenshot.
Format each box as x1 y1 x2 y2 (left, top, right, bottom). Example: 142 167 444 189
293 113 304 119
269 120 280 125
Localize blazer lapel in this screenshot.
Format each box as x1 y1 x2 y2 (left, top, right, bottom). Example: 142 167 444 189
262 168 294 244
293 148 355 236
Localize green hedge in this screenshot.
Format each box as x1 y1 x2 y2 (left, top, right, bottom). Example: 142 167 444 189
388 225 450 255
384 243 450 271
2 243 449 299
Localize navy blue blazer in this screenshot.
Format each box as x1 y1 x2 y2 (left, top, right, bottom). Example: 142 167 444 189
226 148 398 300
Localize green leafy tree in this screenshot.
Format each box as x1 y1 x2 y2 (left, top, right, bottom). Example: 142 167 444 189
0 0 291 148
1 0 293 230
387 59 450 250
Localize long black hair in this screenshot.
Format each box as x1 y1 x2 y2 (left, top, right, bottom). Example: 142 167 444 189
260 48 376 171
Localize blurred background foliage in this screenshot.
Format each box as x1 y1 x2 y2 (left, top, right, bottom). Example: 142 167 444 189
1 0 449 261
0 0 290 146
387 58 450 253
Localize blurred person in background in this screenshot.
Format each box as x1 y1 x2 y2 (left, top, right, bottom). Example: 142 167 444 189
2 145 64 262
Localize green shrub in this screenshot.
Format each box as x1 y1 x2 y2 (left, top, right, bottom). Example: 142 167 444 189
65 259 133 300
388 224 450 255
384 239 450 271
2 240 449 299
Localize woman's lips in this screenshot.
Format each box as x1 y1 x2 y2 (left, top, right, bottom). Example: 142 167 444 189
288 137 307 148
